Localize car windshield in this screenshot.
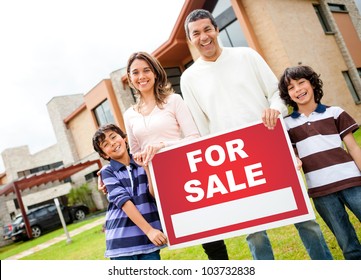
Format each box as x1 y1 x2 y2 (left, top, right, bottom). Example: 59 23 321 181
12 216 23 225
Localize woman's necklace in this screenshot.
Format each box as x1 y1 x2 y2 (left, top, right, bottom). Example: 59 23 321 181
143 112 153 129
140 103 156 129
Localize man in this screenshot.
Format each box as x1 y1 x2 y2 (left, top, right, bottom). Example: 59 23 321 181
180 9 332 260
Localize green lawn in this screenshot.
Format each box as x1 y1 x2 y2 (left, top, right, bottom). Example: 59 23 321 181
1 130 360 260
0 206 359 260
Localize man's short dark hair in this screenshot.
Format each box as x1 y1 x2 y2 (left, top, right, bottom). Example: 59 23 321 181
184 9 218 40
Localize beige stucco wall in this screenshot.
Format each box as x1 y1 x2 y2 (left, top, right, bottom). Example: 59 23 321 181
240 0 360 123
1 144 61 182
67 108 95 160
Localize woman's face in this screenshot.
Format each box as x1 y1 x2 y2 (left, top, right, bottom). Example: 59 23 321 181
129 58 156 95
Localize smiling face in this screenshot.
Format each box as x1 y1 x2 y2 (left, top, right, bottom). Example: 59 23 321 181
187 18 222 62
128 58 156 96
287 78 316 108
99 130 128 161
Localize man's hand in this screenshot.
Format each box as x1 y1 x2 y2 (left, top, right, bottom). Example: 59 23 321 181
262 108 280 130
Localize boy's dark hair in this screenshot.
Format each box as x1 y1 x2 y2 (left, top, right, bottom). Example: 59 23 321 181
184 9 218 40
278 65 324 111
92 124 127 160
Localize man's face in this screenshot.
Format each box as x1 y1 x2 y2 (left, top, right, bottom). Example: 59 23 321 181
187 18 222 62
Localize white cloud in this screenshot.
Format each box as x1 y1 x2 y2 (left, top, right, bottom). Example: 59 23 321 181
0 0 185 172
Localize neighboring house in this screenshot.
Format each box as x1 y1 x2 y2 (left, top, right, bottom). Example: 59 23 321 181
1 0 360 245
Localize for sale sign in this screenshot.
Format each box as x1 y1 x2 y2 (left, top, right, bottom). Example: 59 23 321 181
149 118 315 249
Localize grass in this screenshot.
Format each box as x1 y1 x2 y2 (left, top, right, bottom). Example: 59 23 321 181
1 130 360 260
0 214 106 260
0 206 359 260
354 128 361 146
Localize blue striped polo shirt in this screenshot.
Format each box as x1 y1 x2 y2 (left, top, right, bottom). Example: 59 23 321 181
101 158 165 258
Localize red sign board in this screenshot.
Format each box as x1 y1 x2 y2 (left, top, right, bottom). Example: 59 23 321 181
149 118 315 249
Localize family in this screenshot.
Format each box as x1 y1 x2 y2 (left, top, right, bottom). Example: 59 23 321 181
92 9 361 260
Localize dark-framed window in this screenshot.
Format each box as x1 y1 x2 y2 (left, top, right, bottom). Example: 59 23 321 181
17 161 63 178
85 170 98 182
214 3 248 47
165 67 182 95
93 99 115 126
129 88 137 103
328 3 347 13
313 4 333 33
342 70 361 104
185 60 194 69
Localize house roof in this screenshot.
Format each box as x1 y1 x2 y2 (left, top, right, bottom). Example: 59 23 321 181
0 159 101 196
121 0 210 84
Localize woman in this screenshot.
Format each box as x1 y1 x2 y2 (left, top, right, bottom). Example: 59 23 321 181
123 51 199 165
99 52 227 260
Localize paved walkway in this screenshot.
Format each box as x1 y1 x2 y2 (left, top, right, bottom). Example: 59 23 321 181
5 216 105 260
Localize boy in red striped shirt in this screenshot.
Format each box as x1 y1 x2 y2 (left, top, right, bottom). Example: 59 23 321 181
279 65 361 259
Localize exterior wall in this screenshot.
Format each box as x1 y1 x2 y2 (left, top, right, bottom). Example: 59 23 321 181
1 144 61 182
110 68 136 115
333 0 361 38
233 0 361 123
84 79 125 131
47 94 84 165
67 108 94 160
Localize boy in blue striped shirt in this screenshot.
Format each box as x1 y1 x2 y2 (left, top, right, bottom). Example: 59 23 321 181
92 124 167 260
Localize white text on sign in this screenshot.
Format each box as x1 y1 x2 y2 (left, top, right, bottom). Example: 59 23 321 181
184 139 267 202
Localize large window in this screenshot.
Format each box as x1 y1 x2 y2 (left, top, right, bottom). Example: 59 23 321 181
342 70 361 104
213 0 248 47
313 4 333 33
93 99 115 126
17 161 63 178
165 67 182 95
328 3 347 12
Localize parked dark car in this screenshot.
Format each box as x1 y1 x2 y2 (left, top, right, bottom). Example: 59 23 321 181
2 203 89 242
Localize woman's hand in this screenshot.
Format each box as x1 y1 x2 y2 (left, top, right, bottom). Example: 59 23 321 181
134 143 165 166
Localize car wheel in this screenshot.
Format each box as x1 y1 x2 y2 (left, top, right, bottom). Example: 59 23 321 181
74 209 86 220
31 226 42 238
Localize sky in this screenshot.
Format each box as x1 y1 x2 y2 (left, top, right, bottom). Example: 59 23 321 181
0 0 185 173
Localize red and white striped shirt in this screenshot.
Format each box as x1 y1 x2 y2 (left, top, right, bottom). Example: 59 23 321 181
284 104 361 198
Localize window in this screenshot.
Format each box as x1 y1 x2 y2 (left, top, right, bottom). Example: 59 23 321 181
342 70 361 104
129 87 137 103
214 4 248 47
165 67 182 94
328 3 347 12
93 99 115 126
212 0 232 17
313 4 333 33
17 161 63 178
219 19 248 47
85 170 98 182
185 60 194 69
47 205 57 214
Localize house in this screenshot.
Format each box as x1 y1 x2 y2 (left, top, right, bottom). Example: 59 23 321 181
1 0 360 244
